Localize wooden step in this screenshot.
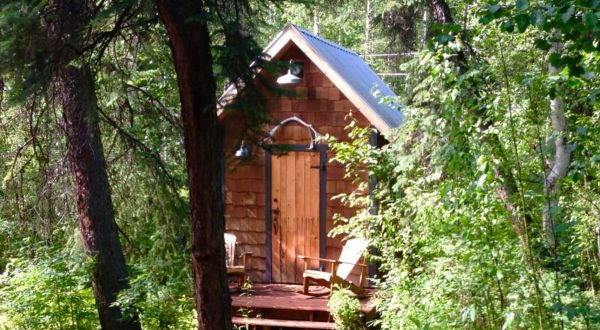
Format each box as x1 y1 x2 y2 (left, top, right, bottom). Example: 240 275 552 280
232 316 335 329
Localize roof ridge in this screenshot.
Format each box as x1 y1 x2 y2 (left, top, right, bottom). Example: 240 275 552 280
291 25 358 56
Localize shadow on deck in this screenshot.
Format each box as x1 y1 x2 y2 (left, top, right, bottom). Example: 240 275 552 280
231 283 376 329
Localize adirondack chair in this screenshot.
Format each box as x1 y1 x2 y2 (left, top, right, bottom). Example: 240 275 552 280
298 239 368 296
224 233 252 286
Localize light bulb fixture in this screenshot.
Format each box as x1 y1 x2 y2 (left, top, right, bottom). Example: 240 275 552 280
234 140 251 160
276 60 303 85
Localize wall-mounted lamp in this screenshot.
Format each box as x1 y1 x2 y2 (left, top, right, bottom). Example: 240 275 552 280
234 140 251 160
276 60 303 85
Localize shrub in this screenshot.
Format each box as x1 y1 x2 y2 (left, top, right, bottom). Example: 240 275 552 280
0 250 97 330
328 288 363 330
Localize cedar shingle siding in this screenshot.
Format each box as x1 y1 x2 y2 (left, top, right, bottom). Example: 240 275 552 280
222 45 370 283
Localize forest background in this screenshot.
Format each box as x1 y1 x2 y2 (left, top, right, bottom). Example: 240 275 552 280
0 0 599 329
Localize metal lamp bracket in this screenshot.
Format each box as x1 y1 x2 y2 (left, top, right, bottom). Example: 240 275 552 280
264 116 321 150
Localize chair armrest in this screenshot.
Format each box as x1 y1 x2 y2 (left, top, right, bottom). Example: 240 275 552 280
297 256 338 264
298 256 340 272
239 252 253 268
337 261 368 268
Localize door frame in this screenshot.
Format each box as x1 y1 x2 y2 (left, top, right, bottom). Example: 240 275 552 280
264 144 328 283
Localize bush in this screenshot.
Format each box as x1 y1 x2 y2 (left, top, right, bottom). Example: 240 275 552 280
328 288 363 330
0 250 97 330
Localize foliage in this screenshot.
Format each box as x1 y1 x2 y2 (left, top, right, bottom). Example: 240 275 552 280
0 0 598 328
0 5 192 327
328 288 364 330
0 249 97 330
115 259 196 329
329 15 600 328
233 278 258 330
331 113 599 329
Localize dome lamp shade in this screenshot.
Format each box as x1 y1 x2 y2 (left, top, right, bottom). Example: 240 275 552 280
276 60 303 85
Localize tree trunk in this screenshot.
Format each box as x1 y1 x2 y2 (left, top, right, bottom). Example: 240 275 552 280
57 64 140 330
543 40 571 252
429 0 454 25
426 0 467 73
51 1 141 328
155 2 231 329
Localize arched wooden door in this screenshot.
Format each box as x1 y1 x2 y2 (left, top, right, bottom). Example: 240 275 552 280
265 145 327 284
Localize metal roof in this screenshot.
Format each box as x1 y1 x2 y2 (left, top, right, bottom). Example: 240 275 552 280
292 26 403 131
219 25 403 133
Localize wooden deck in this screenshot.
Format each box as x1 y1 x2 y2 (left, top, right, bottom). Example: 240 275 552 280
231 284 376 329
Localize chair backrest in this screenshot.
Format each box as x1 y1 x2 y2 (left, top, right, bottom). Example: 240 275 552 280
224 233 237 267
336 239 368 280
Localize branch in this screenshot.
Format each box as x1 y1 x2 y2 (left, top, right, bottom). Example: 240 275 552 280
125 83 183 130
97 106 180 194
116 223 142 255
8 138 34 183
91 4 136 63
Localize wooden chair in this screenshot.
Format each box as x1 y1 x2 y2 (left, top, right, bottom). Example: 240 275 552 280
224 233 252 286
298 239 368 296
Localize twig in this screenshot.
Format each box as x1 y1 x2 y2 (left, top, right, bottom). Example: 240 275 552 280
97 106 181 195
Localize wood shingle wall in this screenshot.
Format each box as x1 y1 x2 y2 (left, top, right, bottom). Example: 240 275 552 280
222 45 371 284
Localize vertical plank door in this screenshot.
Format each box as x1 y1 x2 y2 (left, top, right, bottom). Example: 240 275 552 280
271 151 320 283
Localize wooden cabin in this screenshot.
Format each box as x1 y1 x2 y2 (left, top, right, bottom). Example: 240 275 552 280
219 25 402 287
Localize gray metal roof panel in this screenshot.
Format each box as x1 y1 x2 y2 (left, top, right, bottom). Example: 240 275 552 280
294 26 403 129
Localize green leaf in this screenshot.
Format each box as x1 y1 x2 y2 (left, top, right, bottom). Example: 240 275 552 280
436 34 455 43
516 0 529 11
448 23 462 33
534 38 552 50
480 14 493 25
549 52 563 67
554 221 578 233
501 19 515 32
562 6 575 23
515 14 530 32
583 12 598 27
531 9 545 26
488 4 502 13
568 63 585 76
552 301 563 312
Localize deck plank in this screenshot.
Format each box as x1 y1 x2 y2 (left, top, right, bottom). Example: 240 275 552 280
232 316 335 329
231 284 375 314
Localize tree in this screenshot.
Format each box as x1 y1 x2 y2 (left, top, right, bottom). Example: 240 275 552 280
155 0 269 327
155 2 232 328
47 2 142 329
0 1 142 328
